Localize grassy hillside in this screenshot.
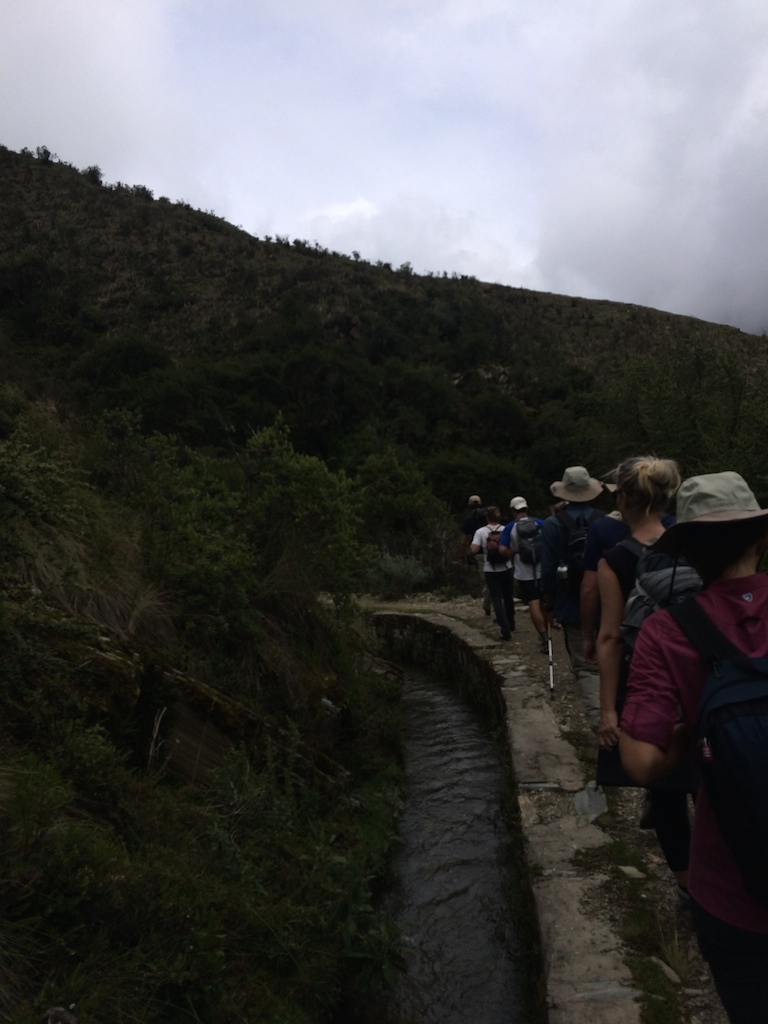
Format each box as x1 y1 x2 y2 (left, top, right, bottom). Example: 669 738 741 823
3 143 767 511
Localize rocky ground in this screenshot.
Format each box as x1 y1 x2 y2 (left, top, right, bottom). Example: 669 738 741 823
369 591 729 1024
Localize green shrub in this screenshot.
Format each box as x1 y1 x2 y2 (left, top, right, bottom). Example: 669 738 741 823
0 406 406 1021
366 552 431 600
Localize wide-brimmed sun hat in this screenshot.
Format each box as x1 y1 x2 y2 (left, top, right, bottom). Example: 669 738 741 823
550 466 604 502
654 471 768 553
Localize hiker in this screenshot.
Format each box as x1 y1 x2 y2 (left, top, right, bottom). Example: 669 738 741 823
581 480 677 661
460 494 491 615
540 466 604 727
470 505 515 640
580 483 624 663
598 456 684 745
619 472 768 1022
500 497 547 652
594 456 694 896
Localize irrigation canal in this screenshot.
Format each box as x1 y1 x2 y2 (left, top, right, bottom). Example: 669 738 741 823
371 607 646 1024
384 668 526 1024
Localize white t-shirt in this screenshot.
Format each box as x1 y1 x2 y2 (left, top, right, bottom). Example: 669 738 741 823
471 523 512 572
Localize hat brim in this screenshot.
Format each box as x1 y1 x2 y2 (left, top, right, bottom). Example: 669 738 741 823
550 478 604 502
653 507 768 554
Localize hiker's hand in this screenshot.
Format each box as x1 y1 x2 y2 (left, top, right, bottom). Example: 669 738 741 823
582 634 597 664
664 722 692 769
598 710 620 750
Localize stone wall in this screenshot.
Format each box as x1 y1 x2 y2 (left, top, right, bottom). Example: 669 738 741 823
373 612 507 726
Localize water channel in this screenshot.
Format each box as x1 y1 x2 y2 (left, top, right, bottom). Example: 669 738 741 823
383 668 527 1024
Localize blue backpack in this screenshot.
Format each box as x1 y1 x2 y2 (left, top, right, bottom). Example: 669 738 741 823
556 507 603 596
669 598 768 903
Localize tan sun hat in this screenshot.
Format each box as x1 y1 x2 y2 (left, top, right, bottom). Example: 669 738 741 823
550 466 604 502
654 471 768 553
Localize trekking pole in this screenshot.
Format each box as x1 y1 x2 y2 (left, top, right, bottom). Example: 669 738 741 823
546 621 555 698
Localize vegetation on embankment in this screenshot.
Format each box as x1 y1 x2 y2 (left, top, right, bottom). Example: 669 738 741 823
0 396 407 1022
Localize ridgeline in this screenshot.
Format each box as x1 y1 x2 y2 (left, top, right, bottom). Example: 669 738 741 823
3 143 766 510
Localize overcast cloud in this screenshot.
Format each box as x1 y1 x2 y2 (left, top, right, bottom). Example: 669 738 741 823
2 0 767 332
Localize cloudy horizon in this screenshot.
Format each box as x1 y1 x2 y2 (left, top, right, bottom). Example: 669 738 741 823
2 0 767 333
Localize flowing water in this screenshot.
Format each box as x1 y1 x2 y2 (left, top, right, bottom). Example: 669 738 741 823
384 669 524 1024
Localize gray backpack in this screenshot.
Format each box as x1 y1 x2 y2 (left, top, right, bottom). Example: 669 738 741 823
516 517 542 566
620 538 702 654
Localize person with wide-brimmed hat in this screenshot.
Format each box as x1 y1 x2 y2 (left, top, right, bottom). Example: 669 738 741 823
619 472 768 1021
540 466 605 727
548 465 604 505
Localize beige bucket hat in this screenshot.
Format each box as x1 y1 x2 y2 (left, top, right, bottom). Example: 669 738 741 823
654 471 768 553
550 466 604 502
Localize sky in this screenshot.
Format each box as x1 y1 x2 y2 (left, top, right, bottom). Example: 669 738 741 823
2 0 768 333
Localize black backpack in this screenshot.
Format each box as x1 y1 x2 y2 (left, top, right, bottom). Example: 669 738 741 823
556 508 603 596
669 598 768 903
516 517 542 566
466 507 487 535
484 526 506 566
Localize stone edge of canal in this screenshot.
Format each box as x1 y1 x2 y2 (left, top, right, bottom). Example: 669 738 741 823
372 611 642 1024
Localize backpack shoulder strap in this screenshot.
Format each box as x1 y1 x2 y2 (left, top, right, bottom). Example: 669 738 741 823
556 507 602 530
556 509 586 532
605 538 642 592
555 509 574 532
667 598 745 665
617 537 645 559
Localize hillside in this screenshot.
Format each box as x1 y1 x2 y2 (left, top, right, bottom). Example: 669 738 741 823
3 143 767 510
